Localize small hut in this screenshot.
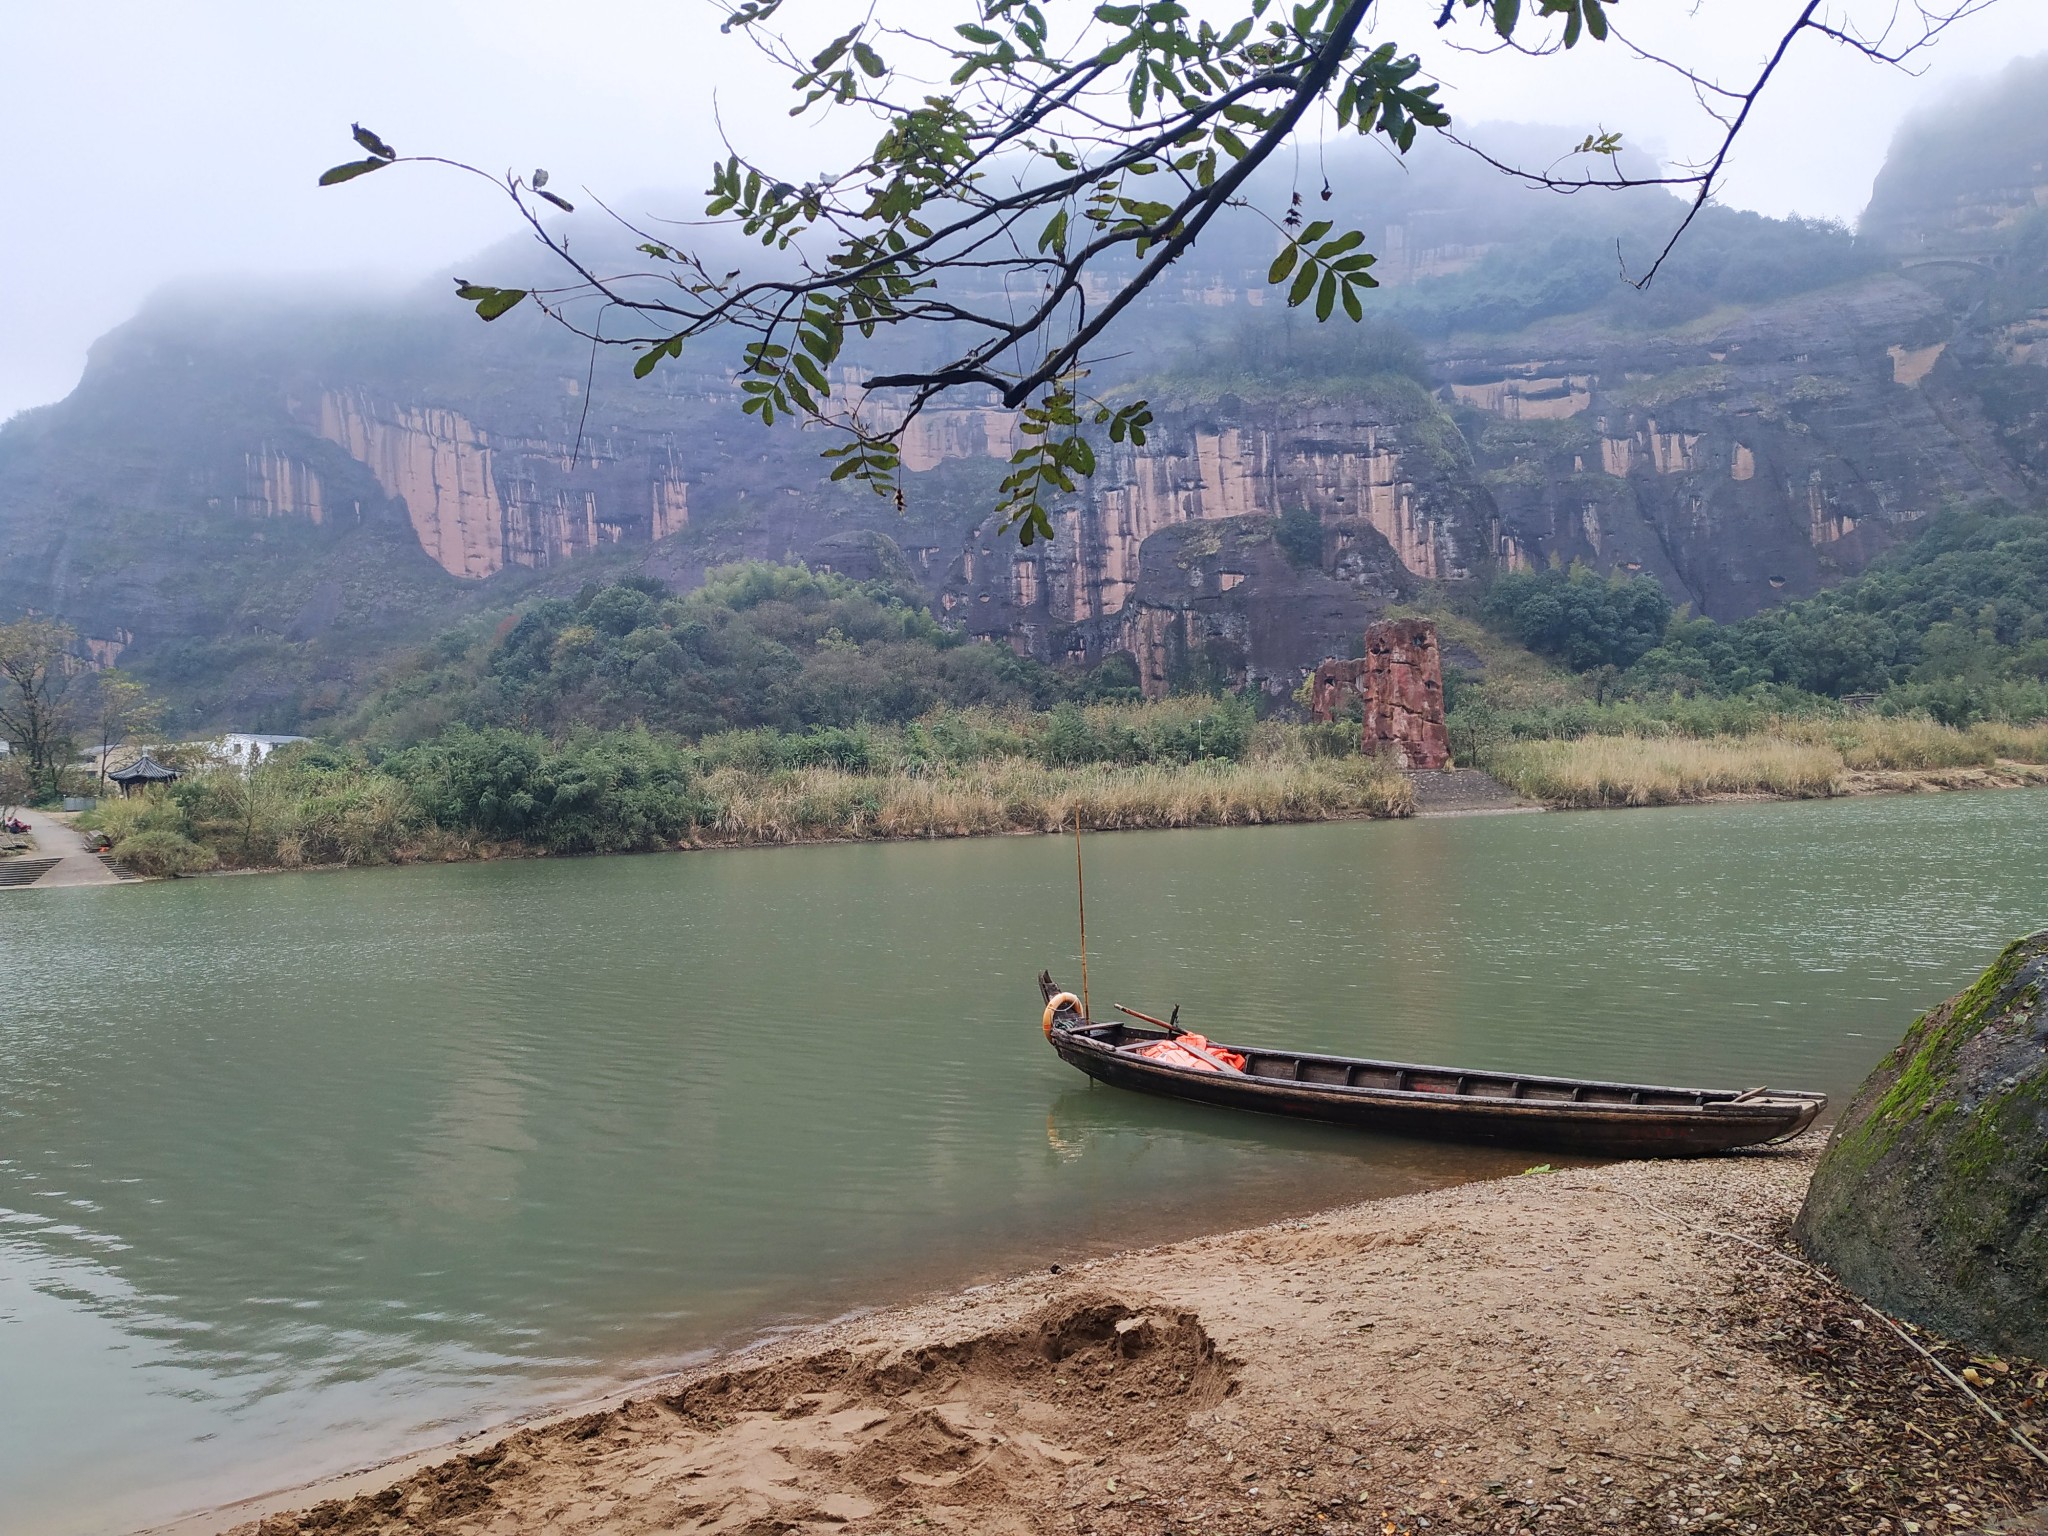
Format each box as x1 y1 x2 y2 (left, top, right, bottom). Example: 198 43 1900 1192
108 753 181 796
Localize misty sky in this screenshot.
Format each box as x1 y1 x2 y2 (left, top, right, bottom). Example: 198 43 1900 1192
5 0 2044 424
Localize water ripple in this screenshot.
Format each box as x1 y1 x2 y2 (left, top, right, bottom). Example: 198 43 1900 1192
2 790 2046 1532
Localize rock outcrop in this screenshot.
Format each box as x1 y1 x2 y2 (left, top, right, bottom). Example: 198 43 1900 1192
1443 274 2031 619
1794 932 2048 1362
6 80 2048 728
1362 619 1450 769
1307 619 1452 769
938 391 1494 695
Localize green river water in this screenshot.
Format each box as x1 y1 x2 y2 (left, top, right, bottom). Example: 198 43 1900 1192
4 790 2046 1533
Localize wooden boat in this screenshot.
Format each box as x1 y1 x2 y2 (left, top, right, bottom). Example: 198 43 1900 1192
1037 975 1826 1157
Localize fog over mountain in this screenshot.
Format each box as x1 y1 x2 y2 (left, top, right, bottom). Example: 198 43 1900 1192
6 52 2048 734
6 0 2045 422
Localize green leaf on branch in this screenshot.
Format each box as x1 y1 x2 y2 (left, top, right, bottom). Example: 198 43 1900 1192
1038 208 1069 255
633 336 684 378
318 158 389 186
453 282 528 321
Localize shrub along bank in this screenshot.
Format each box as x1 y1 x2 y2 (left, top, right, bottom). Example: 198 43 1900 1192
83 701 2048 876
79 699 1409 874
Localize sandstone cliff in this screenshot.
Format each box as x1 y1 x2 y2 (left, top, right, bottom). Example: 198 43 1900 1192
4 90 2046 727
1444 274 2031 619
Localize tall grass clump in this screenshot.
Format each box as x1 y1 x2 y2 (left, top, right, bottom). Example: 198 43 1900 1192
1483 735 1842 808
81 747 433 871
702 755 1411 844
1967 721 2048 764
1779 715 1996 771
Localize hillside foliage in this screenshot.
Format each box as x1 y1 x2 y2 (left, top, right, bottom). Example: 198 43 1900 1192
352 564 1141 747
1482 565 1674 673
1628 507 2048 718
1383 206 1876 339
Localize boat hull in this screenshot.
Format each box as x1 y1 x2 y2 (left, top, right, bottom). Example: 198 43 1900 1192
1049 1027 1824 1157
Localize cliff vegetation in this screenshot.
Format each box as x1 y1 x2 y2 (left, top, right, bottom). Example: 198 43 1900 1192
1447 505 2048 739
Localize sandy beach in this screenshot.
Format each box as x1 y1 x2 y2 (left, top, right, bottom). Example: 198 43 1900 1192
202 1139 2047 1536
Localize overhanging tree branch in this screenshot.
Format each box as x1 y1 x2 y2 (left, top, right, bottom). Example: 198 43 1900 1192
319 0 2006 544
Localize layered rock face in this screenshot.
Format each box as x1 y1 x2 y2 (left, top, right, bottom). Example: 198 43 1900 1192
6 88 2048 726
926 393 1494 694
1795 933 2048 1362
281 389 692 581
1442 276 2031 619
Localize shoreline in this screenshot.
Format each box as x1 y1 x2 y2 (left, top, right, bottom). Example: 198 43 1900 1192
27 763 2044 888
180 1137 2048 1536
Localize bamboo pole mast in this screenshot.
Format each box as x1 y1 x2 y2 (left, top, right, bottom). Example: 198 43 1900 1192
1073 811 1090 1021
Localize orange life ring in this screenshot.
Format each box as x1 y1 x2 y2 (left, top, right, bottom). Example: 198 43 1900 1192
1042 991 1082 1036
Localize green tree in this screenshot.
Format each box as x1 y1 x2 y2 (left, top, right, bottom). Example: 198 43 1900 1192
1481 565 1673 673
1275 506 1324 568
0 618 80 801
0 751 31 819
81 670 165 787
1628 505 2048 707
323 1 1985 544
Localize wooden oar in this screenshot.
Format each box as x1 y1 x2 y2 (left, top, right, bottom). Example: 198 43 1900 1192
1115 1003 1182 1033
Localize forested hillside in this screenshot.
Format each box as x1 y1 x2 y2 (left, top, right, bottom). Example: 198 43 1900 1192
4 66 2048 733
347 562 1121 747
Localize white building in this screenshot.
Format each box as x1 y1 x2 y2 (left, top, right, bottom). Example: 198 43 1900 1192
212 733 311 770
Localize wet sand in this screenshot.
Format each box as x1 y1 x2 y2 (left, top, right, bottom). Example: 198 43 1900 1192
191 1138 2048 1536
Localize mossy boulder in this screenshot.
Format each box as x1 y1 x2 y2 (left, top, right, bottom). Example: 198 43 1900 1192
1794 931 2048 1359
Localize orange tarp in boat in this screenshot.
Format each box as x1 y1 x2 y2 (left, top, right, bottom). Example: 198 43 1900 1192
1129 1033 1247 1074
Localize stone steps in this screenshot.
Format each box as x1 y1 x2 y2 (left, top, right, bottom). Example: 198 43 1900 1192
0 858 61 888
1405 768 1536 816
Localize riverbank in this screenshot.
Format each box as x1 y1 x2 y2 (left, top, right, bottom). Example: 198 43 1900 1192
73 757 2048 886
208 1139 2046 1536
38 711 2048 885
1471 717 2048 810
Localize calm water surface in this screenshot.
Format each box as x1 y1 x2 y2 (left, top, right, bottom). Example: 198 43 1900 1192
4 790 2046 1533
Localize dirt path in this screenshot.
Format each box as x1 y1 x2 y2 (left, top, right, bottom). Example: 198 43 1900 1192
3 808 128 888
204 1140 2047 1536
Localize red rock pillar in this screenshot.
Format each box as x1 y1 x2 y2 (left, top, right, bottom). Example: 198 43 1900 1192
1362 619 1450 770
1307 658 1368 723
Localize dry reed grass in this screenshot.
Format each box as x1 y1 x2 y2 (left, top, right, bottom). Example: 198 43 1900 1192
701 756 1412 844
1778 715 1995 771
1485 713 2048 810
1972 721 2048 764
1485 735 1843 808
